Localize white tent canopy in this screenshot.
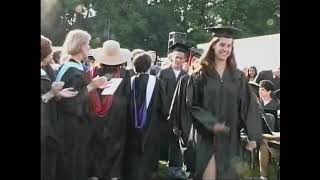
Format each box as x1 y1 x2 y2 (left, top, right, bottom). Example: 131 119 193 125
197 33 280 71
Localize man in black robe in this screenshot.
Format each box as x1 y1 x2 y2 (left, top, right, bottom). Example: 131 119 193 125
168 75 195 179
168 48 203 179
158 42 188 179
123 53 169 180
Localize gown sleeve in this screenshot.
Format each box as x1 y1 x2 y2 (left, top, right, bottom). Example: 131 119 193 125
239 74 262 142
167 77 183 130
168 76 198 144
186 74 218 137
276 101 280 111
158 78 169 120
41 78 61 145
58 68 89 117
158 70 169 96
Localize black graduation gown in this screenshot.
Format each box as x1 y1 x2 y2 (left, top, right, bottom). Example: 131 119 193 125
42 64 57 82
55 60 92 180
158 67 187 161
123 75 169 180
150 64 161 76
187 68 262 180
168 74 196 176
168 74 193 145
159 67 187 102
128 68 136 77
88 66 131 179
41 72 61 180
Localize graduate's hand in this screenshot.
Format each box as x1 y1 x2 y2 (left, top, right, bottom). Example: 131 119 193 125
57 88 78 98
213 123 226 134
50 81 65 95
91 76 110 89
245 141 257 152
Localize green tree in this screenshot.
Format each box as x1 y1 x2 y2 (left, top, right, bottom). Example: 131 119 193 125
41 0 280 56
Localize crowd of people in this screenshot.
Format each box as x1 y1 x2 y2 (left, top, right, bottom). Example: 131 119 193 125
41 27 280 180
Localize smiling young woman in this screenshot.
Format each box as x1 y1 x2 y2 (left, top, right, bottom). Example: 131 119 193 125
186 26 262 180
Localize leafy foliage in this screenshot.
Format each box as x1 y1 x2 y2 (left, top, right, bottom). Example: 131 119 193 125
41 0 280 56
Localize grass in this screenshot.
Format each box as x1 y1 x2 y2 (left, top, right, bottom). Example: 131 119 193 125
152 160 278 180
239 159 278 180
151 161 169 180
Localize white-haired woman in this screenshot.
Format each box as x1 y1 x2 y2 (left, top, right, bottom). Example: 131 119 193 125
55 29 108 180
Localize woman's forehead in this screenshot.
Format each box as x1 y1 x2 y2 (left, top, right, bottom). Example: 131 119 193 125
217 37 233 44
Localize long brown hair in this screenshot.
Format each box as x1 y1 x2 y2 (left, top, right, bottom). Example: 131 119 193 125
196 37 237 74
41 35 52 62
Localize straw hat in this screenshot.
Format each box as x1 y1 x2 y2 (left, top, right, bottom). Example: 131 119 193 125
94 40 128 65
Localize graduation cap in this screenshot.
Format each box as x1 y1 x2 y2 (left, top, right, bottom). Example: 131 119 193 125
169 42 189 54
204 26 241 38
88 55 95 61
189 47 203 58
